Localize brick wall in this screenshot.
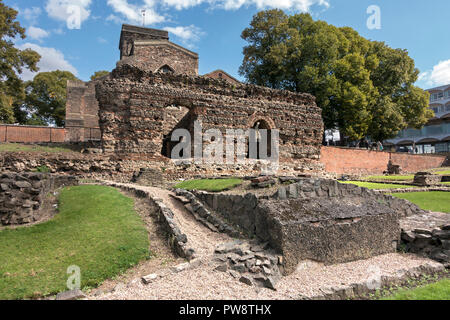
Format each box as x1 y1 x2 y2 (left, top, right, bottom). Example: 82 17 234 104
0 125 65 143
321 146 447 175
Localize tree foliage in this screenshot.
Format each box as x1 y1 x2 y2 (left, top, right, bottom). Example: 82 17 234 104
0 1 40 123
239 10 432 142
24 70 78 127
90 70 109 81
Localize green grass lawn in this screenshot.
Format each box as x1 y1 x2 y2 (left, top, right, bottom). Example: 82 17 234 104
174 178 243 192
390 191 450 213
0 143 75 153
435 170 450 175
0 185 149 300
340 181 416 189
382 279 450 300
364 175 415 181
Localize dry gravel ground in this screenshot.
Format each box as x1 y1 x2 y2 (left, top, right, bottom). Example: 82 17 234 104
88 182 445 300
91 253 442 300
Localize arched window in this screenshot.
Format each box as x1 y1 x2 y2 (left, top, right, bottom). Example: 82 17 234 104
157 65 175 74
248 120 272 159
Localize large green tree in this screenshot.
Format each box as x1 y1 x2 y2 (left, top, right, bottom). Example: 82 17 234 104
24 70 78 127
90 70 109 81
239 10 432 142
0 1 40 123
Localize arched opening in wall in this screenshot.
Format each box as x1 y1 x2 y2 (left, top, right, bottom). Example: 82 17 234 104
161 105 192 159
156 65 175 74
248 119 272 160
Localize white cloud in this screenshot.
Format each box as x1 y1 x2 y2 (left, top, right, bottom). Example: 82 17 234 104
419 60 450 87
98 37 108 44
45 0 92 24
161 0 329 11
17 43 78 81
163 25 205 48
106 0 164 25
106 0 328 26
21 7 42 24
26 26 50 42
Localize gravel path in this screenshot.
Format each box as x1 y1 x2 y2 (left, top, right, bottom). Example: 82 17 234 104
137 185 230 257
92 253 442 300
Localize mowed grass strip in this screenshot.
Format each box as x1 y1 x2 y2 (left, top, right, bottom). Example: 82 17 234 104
364 175 415 181
175 178 242 192
382 279 450 300
390 191 450 213
0 143 75 153
339 181 416 189
0 185 149 300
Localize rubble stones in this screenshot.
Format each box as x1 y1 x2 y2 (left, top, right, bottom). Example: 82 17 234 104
212 240 282 290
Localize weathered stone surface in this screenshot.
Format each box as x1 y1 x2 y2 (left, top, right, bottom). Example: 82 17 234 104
142 273 158 284
95 63 324 176
0 172 78 226
239 275 253 286
55 289 86 300
414 172 442 186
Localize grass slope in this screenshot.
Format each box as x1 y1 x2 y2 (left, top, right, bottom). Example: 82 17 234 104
382 279 450 300
339 181 416 189
0 185 149 300
0 143 74 153
390 191 450 213
175 178 242 192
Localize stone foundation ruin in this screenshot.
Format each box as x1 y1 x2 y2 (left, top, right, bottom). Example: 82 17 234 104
0 172 78 226
188 178 426 276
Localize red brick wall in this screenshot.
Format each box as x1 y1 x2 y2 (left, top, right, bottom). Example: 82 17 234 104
390 153 446 173
0 125 65 143
320 146 446 175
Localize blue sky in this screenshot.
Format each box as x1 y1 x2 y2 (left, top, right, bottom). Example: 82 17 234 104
5 0 450 89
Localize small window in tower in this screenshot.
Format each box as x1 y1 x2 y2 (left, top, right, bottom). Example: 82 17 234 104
157 65 174 74
218 73 223 78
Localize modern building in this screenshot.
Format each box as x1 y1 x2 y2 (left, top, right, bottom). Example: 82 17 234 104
385 84 450 154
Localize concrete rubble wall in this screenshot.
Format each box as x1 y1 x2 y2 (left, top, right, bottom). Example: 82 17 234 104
0 172 78 225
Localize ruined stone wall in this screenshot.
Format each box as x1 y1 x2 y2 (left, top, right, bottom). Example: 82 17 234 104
95 64 324 173
192 178 410 275
0 172 78 225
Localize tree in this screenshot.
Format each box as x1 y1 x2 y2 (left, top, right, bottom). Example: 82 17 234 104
0 1 40 123
90 70 109 81
24 70 78 127
239 10 431 142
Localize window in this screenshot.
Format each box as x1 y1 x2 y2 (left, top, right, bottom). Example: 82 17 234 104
157 65 174 74
447 91 450 98
438 92 444 99
446 105 450 112
432 107 438 114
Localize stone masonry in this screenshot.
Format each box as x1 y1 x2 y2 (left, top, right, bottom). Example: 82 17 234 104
95 63 324 174
0 172 78 225
190 178 418 275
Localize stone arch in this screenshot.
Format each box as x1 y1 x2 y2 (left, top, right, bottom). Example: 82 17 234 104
248 118 274 159
247 113 276 130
